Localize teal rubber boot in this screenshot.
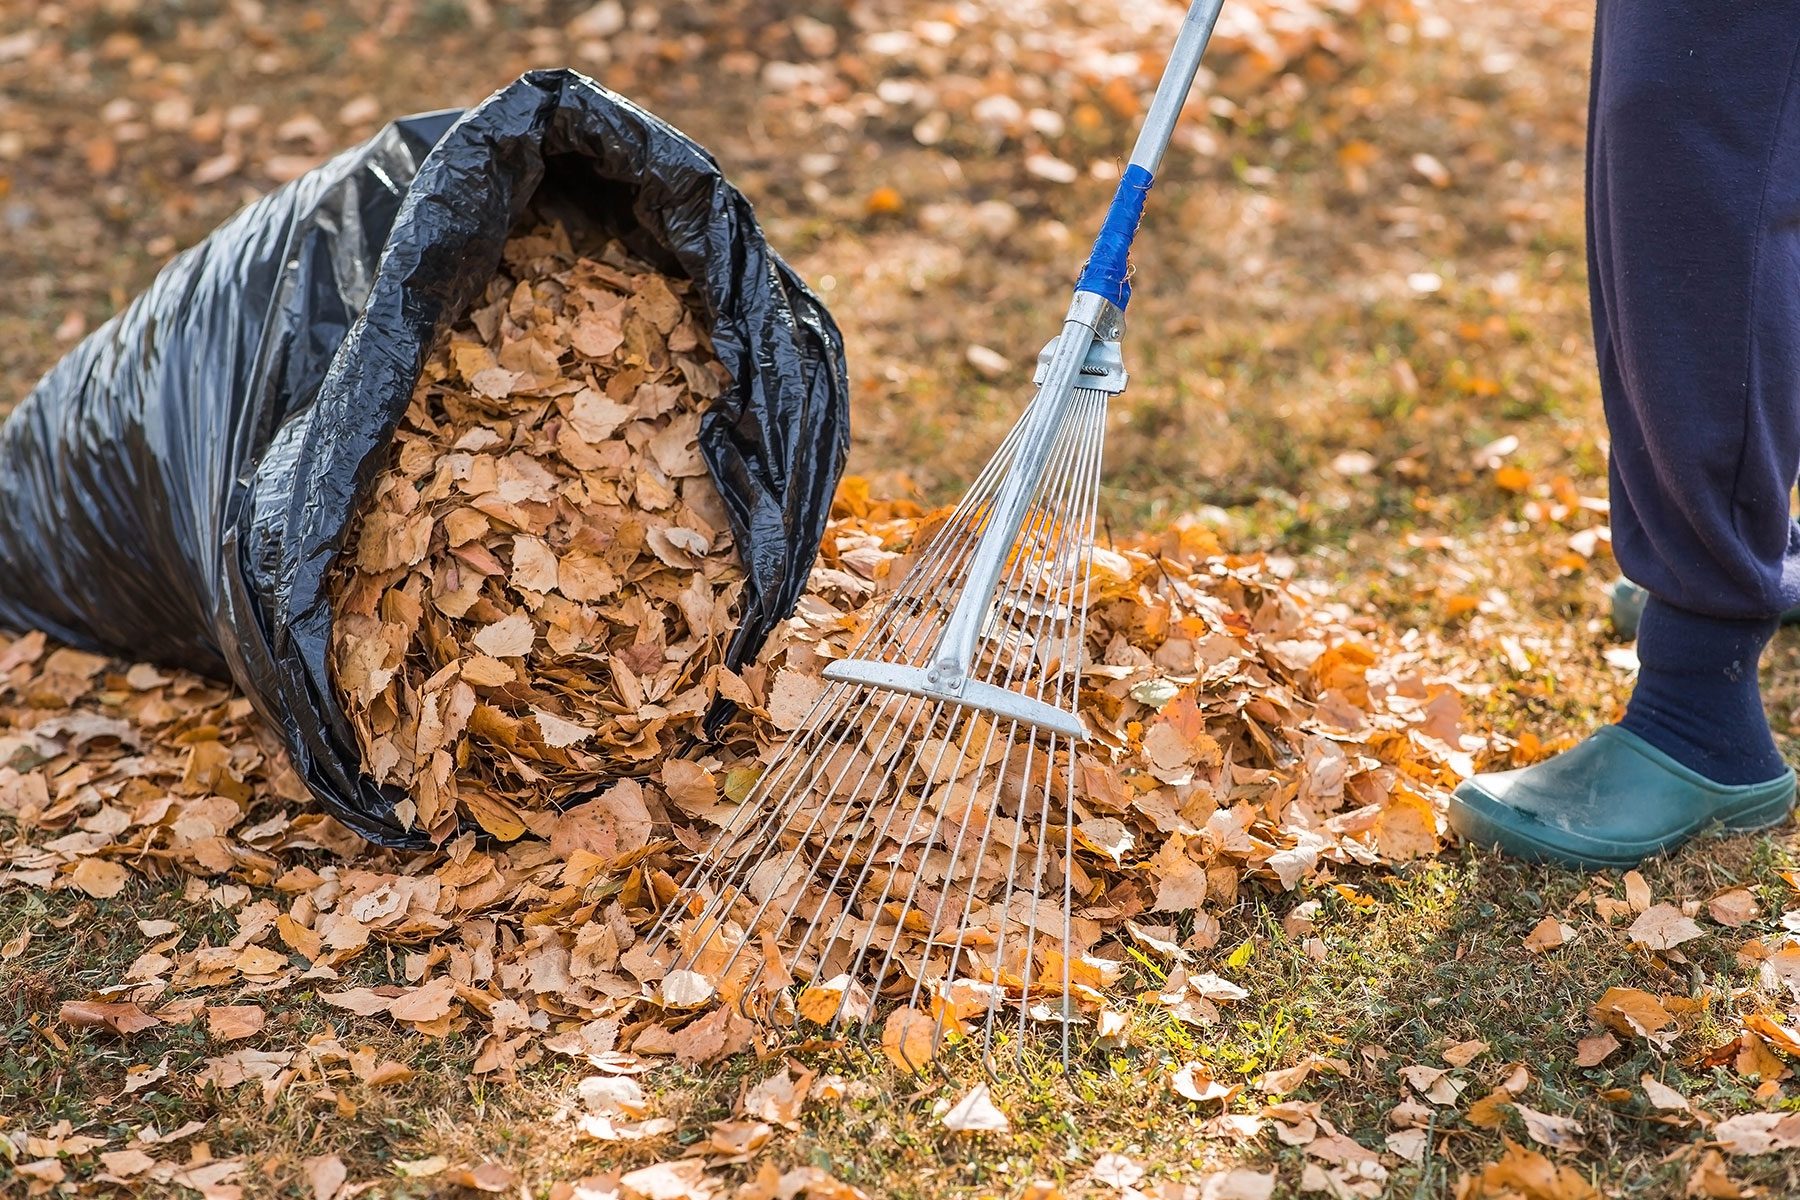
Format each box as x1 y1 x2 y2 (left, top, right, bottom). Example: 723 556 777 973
1448 726 1795 870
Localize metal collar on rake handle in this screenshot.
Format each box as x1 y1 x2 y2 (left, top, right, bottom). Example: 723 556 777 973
823 0 1224 741
646 0 1227 1073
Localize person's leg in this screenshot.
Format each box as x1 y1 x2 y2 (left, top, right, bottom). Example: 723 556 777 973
1591 1 1800 627
1591 0 1800 786
1450 0 1800 867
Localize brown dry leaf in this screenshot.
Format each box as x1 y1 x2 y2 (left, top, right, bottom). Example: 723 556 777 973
1623 871 1652 912
1708 889 1761 928
321 988 394 1017
1742 1013 1800 1057
1442 1039 1489 1067
1629 904 1705 951
388 976 457 1024
68 856 130 898
1194 1169 1276 1200
705 1119 773 1157
98 1149 159 1178
60 999 161 1036
938 1084 1010 1134
796 975 852 1024
206 1004 266 1040
1574 1033 1620 1067
304 1154 348 1200
1172 1061 1237 1105
1515 1104 1584 1150
1399 1063 1465 1106
1712 1112 1800 1155
472 613 536 659
199 1048 293 1089
441 1162 516 1193
661 969 716 1009
1640 1074 1691 1113
1090 1154 1146 1190
1686 1148 1757 1198
620 1160 713 1200
741 1064 812 1129
1590 987 1675 1042
881 1006 938 1072
1459 1139 1599 1200
1523 916 1574 953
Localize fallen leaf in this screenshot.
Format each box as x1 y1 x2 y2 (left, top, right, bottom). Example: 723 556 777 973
69 856 130 898
1708 889 1761 928
1172 1061 1237 1105
60 1000 161 1036
881 1006 938 1072
1640 1074 1691 1113
1686 1148 1756 1198
387 976 456 1024
1574 1033 1620 1067
206 1004 265 1040
1443 1039 1489 1067
1629 904 1705 951
1523 916 1573 953
1090 1153 1145 1190
1515 1104 1583 1150
305 1154 348 1200
1590 987 1675 1041
939 1084 1010 1134
1713 1111 1800 1155
1459 1138 1598 1199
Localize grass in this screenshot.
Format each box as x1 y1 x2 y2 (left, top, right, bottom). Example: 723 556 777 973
13 817 1800 1196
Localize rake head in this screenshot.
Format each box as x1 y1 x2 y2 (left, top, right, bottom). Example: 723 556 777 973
638 0 1228 1070
639 308 1126 1071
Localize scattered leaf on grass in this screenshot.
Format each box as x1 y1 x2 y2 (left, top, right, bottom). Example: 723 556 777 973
1459 1139 1598 1200
939 1084 1010 1134
206 1004 265 1040
1516 1104 1584 1150
1708 889 1761 928
304 1154 348 1200
1629 904 1705 951
1524 917 1574 952
59 1000 160 1036
1574 1033 1620 1067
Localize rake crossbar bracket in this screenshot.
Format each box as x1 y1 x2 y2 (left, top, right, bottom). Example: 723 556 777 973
1033 331 1128 394
822 658 1088 740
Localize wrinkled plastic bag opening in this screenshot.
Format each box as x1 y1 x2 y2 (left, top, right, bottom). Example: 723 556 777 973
0 70 851 847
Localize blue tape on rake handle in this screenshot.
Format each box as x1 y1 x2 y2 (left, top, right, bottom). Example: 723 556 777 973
1074 163 1154 308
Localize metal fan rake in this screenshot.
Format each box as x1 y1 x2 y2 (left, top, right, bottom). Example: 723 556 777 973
641 0 1227 1071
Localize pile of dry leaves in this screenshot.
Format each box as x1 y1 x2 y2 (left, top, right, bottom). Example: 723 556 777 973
329 220 741 843
1 475 1474 1079
627 487 1474 1057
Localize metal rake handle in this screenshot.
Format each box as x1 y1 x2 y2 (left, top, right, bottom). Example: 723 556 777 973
824 0 1224 736
1077 0 1225 310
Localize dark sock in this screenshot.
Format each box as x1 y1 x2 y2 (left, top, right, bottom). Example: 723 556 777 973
1619 597 1787 785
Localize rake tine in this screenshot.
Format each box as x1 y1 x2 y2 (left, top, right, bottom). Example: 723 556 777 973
883 388 1102 1053
859 398 1094 1004
992 508 1104 1059
655 0 1225 1078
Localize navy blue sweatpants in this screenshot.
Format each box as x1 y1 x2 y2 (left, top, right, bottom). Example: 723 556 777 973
1592 0 1800 620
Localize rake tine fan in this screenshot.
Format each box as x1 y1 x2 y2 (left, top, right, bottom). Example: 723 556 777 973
644 0 1226 1072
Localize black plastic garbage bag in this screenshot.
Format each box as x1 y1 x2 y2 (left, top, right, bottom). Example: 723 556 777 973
0 69 851 847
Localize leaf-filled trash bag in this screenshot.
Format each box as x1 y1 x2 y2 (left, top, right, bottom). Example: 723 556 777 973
0 69 851 847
